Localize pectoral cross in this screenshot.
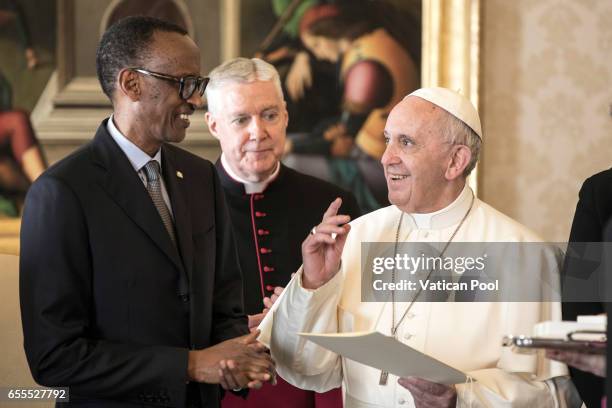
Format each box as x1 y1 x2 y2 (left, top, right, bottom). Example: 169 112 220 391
379 370 389 386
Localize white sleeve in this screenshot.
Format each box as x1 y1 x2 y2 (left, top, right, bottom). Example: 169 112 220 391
268 267 344 392
454 370 572 407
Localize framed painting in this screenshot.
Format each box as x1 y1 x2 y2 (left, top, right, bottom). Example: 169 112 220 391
0 0 56 244
0 0 480 246
223 0 480 213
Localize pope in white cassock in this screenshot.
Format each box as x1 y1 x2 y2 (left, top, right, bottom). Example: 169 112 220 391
259 88 571 407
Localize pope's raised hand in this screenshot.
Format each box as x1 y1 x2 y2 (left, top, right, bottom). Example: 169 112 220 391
301 198 351 289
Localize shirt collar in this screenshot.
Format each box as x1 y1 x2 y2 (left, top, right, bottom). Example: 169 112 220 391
107 114 162 172
405 183 473 230
220 153 280 194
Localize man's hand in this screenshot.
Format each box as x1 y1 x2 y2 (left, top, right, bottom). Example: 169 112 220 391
546 349 606 377
188 331 275 388
218 358 277 390
247 313 266 331
262 286 284 310
398 377 457 408
247 286 286 333
302 198 351 290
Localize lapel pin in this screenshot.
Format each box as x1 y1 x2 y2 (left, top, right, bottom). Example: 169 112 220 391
176 171 183 179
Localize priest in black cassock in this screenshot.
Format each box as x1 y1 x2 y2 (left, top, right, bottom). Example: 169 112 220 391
205 57 360 408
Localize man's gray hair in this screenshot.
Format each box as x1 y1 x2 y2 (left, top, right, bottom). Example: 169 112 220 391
440 111 481 177
205 57 284 114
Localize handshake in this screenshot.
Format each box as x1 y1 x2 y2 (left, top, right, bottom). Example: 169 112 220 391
187 286 285 390
187 330 276 390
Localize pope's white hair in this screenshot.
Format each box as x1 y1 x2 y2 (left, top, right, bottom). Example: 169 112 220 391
440 112 481 176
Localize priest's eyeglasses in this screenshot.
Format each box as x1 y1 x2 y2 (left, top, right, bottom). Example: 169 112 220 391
130 68 209 101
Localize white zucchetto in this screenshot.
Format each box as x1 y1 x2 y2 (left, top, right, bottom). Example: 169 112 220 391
406 87 482 139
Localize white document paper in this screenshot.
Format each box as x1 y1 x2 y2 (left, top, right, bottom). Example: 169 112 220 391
299 331 468 385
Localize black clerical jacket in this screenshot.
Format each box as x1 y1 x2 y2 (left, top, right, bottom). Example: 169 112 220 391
216 161 361 314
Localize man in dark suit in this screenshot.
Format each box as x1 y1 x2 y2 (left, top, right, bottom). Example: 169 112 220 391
19 17 273 408
204 58 360 408
561 168 612 406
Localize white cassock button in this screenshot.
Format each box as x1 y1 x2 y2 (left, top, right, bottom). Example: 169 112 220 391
398 397 406 405
404 333 413 340
407 312 415 319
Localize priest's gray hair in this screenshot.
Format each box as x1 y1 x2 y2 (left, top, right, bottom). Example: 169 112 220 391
205 57 284 114
440 112 481 177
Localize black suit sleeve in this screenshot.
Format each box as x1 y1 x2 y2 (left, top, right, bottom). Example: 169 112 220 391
567 177 604 242
20 176 189 406
561 176 606 407
562 178 605 317
210 167 249 343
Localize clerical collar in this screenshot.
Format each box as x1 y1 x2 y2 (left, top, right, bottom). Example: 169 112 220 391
406 184 473 230
220 153 280 194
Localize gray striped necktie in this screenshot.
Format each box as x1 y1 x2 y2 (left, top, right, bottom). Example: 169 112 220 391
143 160 176 245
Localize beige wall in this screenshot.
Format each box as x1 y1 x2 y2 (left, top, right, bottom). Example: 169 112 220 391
0 254 52 407
480 0 612 242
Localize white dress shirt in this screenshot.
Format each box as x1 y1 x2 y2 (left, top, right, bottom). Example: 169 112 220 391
107 115 173 217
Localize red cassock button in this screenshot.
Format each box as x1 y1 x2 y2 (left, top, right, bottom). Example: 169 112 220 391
255 211 267 217
254 194 264 200
258 229 270 236
260 248 272 254
266 285 275 291
263 266 275 272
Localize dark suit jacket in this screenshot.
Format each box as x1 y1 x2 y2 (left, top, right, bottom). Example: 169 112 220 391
216 162 361 314
605 222 612 407
562 168 612 407
20 120 248 407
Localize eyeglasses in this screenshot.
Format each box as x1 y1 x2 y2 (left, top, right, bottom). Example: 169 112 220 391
130 68 209 100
